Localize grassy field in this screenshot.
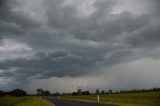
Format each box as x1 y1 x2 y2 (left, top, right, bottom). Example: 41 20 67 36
59 92 160 106
0 96 55 106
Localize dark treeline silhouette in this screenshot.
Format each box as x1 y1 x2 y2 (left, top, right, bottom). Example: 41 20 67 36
117 88 160 94
36 88 60 96
0 89 27 97
36 88 51 96
0 88 160 97
72 88 160 96
72 91 90 95
98 88 160 95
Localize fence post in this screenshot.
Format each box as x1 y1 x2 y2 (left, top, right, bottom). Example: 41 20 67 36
97 95 99 102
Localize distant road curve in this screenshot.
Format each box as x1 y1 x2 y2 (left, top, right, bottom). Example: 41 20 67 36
47 98 117 106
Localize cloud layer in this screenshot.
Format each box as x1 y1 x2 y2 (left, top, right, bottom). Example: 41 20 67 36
0 0 160 92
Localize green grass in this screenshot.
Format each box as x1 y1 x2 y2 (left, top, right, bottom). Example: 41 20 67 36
14 97 54 106
59 92 160 106
0 96 55 106
0 96 27 106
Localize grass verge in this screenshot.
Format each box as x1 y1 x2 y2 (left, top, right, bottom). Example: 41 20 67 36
0 96 56 106
15 97 55 106
59 92 160 106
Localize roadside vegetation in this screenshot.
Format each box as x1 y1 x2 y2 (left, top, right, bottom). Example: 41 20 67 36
14 97 54 106
59 92 160 106
0 96 55 106
1 88 160 106
0 89 55 106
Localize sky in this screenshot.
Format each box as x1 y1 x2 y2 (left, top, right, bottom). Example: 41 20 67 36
0 0 160 94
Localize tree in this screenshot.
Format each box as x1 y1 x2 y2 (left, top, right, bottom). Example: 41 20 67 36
43 90 50 96
77 89 82 95
109 89 112 94
0 90 5 96
10 89 27 97
96 89 100 95
53 92 60 96
37 88 44 96
101 90 105 94
82 91 90 95
72 92 78 95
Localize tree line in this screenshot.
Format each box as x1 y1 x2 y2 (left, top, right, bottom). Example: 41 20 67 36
72 88 160 95
0 89 27 97
0 88 160 97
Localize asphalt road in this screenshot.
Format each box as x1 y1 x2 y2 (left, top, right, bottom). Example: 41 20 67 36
47 98 116 106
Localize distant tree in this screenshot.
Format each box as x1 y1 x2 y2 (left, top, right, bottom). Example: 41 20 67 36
53 92 60 96
37 88 44 96
101 90 105 94
43 90 50 96
0 90 5 96
82 91 90 95
152 88 160 92
10 89 27 97
85 91 90 95
96 89 100 95
77 89 82 95
72 92 78 95
109 89 112 94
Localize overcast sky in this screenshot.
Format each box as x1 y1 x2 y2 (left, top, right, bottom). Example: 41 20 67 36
0 0 160 93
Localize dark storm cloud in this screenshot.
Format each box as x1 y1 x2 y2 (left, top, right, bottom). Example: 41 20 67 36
44 0 79 29
153 0 160 14
75 12 150 41
124 0 160 48
0 0 7 6
126 23 160 48
0 0 160 89
0 0 41 37
0 51 106 81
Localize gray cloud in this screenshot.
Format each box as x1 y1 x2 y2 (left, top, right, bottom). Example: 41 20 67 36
0 0 160 91
0 50 105 78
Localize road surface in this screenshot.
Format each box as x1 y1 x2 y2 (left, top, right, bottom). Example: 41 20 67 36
47 98 116 106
